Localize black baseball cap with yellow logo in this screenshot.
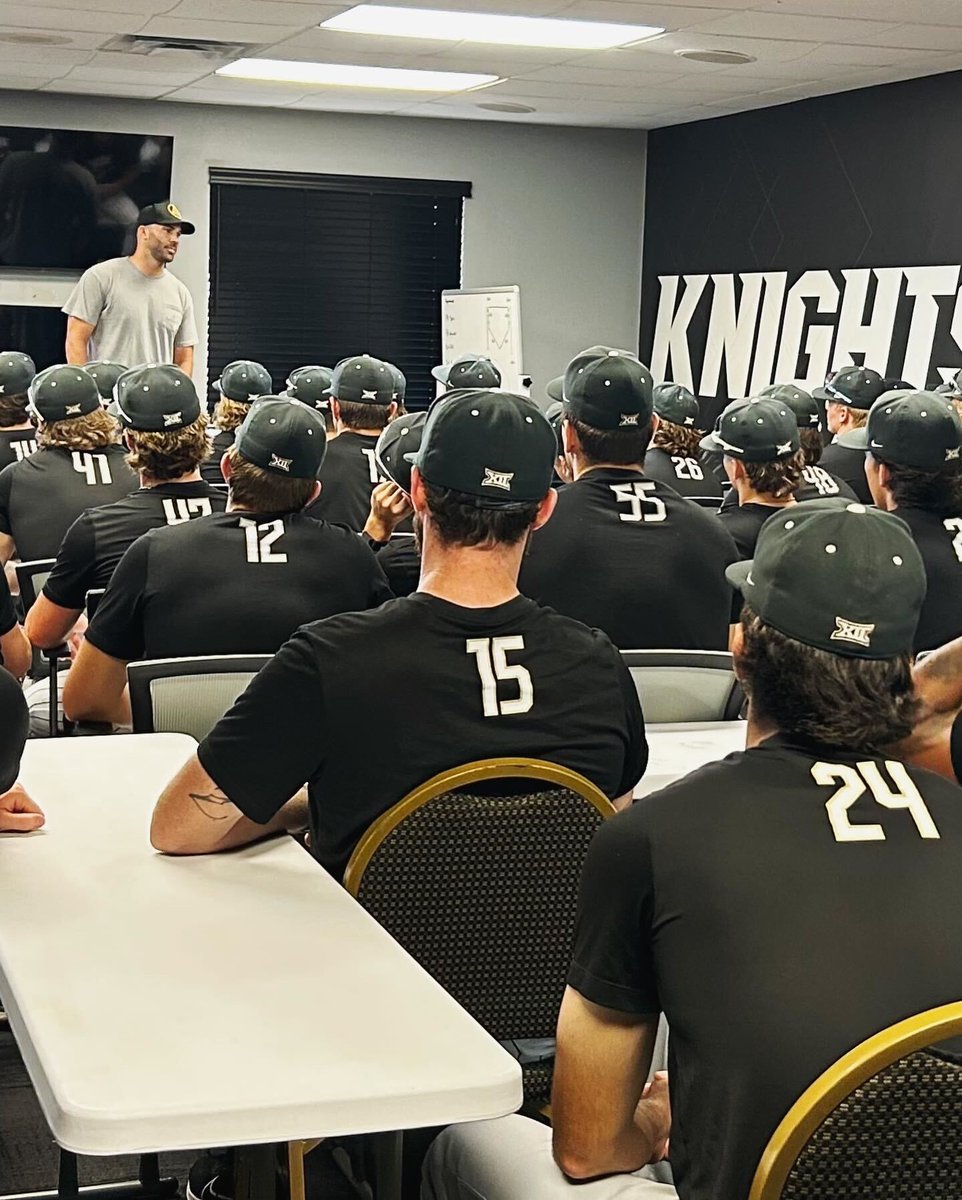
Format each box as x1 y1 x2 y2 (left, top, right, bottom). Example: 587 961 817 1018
136 201 195 235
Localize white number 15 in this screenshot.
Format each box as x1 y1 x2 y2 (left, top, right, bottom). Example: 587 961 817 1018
466 636 533 717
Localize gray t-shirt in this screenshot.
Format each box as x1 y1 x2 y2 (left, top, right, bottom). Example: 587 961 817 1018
62 257 198 367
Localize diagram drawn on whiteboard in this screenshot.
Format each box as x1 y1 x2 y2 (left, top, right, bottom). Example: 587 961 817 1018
441 286 523 391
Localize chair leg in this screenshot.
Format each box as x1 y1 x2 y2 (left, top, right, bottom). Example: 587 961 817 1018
48 656 59 739
58 1151 79 1200
372 1132 402 1200
286 1139 322 1200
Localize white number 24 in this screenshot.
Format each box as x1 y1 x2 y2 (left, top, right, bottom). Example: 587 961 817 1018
811 759 940 843
465 635 533 717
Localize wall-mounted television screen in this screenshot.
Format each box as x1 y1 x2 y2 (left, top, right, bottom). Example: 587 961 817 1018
0 127 174 270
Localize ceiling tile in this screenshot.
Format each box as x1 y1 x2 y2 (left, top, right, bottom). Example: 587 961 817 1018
137 15 304 42
163 0 335 24
24 0 161 10
0 3 144 32
43 78 170 96
0 45 93 65
679 10 901 43
752 0 962 25
863 24 962 52
164 83 304 104
79 49 219 76
0 25 108 49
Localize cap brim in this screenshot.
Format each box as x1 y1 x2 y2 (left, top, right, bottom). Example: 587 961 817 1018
430 365 449 384
699 431 723 454
107 398 123 420
838 427 871 451
725 558 755 595
545 375 564 402
169 220 195 235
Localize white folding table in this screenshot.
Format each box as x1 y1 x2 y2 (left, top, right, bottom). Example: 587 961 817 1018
636 721 747 798
2 734 522 1197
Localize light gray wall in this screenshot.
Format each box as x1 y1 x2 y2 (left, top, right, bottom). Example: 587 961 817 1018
0 89 646 395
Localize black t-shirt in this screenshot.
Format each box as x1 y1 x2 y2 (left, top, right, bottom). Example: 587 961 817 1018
199 592 646 878
716 500 791 558
371 534 420 598
87 510 393 661
307 431 381 530
201 427 234 484
818 441 873 504
42 480 226 611
519 469 739 650
570 734 962 1200
0 663 28 792
0 445 136 561
0 568 16 639
894 506 962 652
643 448 724 501
719 467 857 511
0 427 38 471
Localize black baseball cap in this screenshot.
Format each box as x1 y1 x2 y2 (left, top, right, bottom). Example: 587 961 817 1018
0 350 35 397
214 359 273 403
840 390 962 470
562 347 654 431
699 396 799 462
407 388 555 508
234 397 327 479
85 361 127 402
727 499 926 659
936 369 962 398
545 344 620 402
136 201 195 235
759 383 819 429
432 354 502 390
28 365 100 422
544 399 565 455
375 410 427 493
328 355 395 405
112 364 201 431
653 382 699 427
284 366 333 410
814 365 886 408
385 361 407 402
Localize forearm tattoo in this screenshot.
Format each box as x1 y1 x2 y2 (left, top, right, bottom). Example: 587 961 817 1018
188 787 233 821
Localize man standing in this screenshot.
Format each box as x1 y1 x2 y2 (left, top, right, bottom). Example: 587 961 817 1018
62 201 197 373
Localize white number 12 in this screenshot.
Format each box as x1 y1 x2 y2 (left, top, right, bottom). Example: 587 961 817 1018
466 635 533 717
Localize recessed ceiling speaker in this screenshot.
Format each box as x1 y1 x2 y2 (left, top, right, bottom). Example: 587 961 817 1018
477 101 536 113
674 48 756 64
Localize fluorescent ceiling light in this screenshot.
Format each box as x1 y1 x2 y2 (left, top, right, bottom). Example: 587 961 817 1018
217 58 498 90
321 5 664 50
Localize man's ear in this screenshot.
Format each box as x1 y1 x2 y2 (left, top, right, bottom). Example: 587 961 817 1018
387 401 399 421
220 453 231 483
410 466 428 514
532 487 558 532
306 480 321 508
730 619 747 677
561 417 578 457
649 412 660 436
330 398 341 425
724 455 743 484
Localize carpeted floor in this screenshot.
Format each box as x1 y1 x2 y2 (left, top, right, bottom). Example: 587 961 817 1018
0 1026 359 1198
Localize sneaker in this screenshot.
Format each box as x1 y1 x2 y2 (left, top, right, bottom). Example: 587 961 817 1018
186 1152 233 1200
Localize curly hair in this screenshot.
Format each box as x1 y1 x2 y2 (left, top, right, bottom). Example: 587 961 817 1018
651 417 703 457
742 449 805 499
124 414 211 481
0 394 30 429
37 407 120 450
800 427 824 467
736 606 918 751
213 397 252 432
417 480 541 549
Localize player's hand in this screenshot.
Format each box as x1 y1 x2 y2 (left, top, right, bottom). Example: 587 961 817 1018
67 613 88 661
637 1071 671 1162
363 481 413 544
0 784 45 833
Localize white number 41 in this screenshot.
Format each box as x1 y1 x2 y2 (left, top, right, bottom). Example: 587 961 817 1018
466 636 533 717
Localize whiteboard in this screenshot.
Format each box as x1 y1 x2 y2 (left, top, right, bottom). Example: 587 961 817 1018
441 286 523 391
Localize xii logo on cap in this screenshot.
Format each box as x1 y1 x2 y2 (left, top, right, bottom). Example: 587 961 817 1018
619 413 640 426
482 467 513 491
831 616 875 649
270 453 292 473
163 411 182 427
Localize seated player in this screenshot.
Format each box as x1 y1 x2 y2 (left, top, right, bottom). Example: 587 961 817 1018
543 401 573 487
26 364 225 650
704 396 803 557
431 353 501 393
0 665 42 833
149 389 646 877
0 351 38 469
841 389 962 652
758 382 855 501
361 409 426 598
64 398 392 725
519 347 739 651
84 361 127 408
426 500 962 1200
0 365 136 564
814 365 887 503
643 382 722 501
307 354 399 529
0 567 29 680
201 359 272 483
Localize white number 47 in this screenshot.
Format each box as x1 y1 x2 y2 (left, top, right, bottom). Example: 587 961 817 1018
466 635 533 717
